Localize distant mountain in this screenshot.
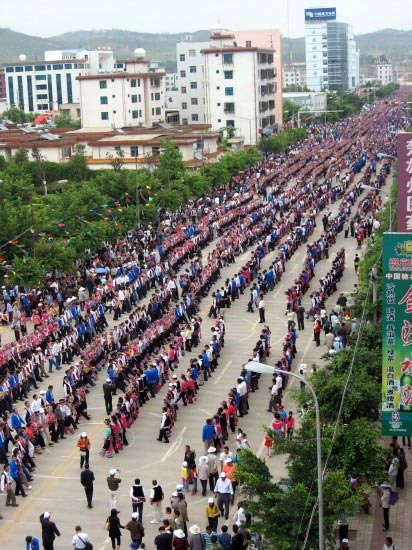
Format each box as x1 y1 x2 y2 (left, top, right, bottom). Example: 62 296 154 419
0 27 411 71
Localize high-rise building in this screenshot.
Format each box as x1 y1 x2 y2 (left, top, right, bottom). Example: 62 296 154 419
3 48 114 113
173 25 282 144
305 7 359 92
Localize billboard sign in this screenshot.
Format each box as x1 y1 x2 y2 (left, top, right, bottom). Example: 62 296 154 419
382 232 412 435
305 8 336 21
397 132 412 232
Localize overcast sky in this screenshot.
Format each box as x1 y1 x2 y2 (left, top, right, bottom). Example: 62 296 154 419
2 0 412 37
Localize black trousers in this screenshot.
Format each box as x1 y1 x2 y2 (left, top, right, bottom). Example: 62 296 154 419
132 501 144 521
85 485 93 507
383 507 389 529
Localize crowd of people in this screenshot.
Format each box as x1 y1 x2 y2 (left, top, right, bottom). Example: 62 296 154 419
0 92 410 550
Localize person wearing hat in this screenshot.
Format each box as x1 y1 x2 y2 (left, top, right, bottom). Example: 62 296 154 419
80 463 95 509
205 498 220 532
125 513 145 546
206 447 218 492
172 529 188 550
103 378 114 415
197 456 210 497
188 525 204 550
213 472 233 520
380 482 391 531
77 432 91 469
39 512 60 550
222 458 238 493
107 508 125 550
107 469 122 511
338 538 350 549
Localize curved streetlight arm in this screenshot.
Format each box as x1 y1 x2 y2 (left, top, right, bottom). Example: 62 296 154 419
245 360 324 550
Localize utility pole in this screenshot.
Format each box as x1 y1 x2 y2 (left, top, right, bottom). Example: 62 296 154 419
135 155 140 228
29 191 36 258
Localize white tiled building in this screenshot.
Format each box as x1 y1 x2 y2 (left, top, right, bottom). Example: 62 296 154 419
3 48 114 113
77 52 165 128
202 33 277 145
375 63 395 85
282 63 307 89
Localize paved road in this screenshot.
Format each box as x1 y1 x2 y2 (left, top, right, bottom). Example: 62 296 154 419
0 167 392 549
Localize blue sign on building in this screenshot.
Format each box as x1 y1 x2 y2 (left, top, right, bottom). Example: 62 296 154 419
305 7 336 21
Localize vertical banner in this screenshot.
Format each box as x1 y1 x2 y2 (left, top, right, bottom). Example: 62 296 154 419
382 233 412 435
397 132 412 233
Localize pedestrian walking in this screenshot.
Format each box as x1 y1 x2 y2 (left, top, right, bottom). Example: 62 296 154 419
72 525 92 550
125 513 145 546
130 478 146 521
158 407 171 443
188 524 204 550
77 432 91 468
154 525 173 550
354 254 360 274
80 463 95 509
39 512 60 550
205 498 220 532
258 297 265 323
213 472 233 520
197 456 210 497
150 480 164 524
106 509 124 550
107 469 122 511
202 419 215 453
103 378 114 415
383 536 397 550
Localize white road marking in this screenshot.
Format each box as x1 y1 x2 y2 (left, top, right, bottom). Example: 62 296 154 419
213 360 233 384
161 426 187 462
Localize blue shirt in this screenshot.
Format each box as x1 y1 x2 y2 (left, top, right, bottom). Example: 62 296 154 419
218 533 231 550
202 423 215 442
26 537 40 550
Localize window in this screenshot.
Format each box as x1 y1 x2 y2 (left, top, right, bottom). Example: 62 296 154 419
65 64 72 69
155 107 161 115
216 70 220 74
179 54 186 62
152 146 160 155
100 96 108 104
180 70 186 78
182 102 187 110
52 64 64 70
154 92 161 101
216 86 220 90
226 120 235 127
131 94 138 103
36 84 47 90
224 102 235 113
35 75 47 81
225 87 234 96
191 97 198 105
25 66 33 72
223 53 233 64
36 94 48 100
56 73 62 106
130 79 137 87
99 80 107 89
132 110 139 119
189 66 197 73
224 71 233 80
101 112 109 120
182 118 188 125
66 73 73 104
189 49 196 57
246 41 252 47
190 82 197 89
6 67 14 73
34 65 46 71
191 114 199 121
130 146 139 157
181 86 187 93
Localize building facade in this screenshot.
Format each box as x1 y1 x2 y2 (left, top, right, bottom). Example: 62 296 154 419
282 91 327 112
77 55 165 129
375 62 395 85
3 48 114 113
282 62 307 89
305 8 359 92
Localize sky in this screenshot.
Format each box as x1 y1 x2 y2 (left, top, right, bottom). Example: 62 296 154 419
2 0 412 38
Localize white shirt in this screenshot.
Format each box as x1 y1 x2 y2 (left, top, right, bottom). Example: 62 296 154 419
72 532 90 549
258 299 265 309
214 477 234 494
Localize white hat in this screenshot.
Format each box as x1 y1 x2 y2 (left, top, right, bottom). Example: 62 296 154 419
380 482 391 488
109 469 116 476
81 432 87 438
176 483 183 491
220 472 226 478
174 529 185 539
171 492 178 497
131 513 138 519
341 539 349 544
106 378 112 382
225 457 233 463
208 446 216 453
189 525 201 535
199 456 208 464
40 390 46 394
43 512 51 519
182 461 188 467
208 498 214 504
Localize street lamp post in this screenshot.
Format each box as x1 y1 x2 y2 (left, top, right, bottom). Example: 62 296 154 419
42 179 68 196
245 360 324 550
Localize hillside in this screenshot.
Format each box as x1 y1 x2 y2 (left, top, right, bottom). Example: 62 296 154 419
0 27 411 71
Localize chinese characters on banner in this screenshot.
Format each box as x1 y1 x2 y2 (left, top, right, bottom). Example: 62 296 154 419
382 233 412 435
397 132 412 232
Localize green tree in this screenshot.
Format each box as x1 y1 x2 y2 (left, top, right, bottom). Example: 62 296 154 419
155 138 185 184
109 146 125 172
54 113 81 129
282 98 301 122
67 144 90 182
2 108 30 124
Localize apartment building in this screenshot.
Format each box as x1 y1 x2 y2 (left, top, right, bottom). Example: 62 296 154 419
282 62 307 89
375 62 395 85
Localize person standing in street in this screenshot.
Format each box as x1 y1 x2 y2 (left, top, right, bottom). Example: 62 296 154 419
77 432 91 469
130 478 146 522
1 463 19 508
107 469 122 511
296 305 305 331
154 525 173 550
150 480 164 524
80 463 95 509
125 513 145 546
39 512 60 550
103 378 114 415
380 482 391 531
383 536 397 550
258 296 265 323
72 525 92 550
158 407 171 443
